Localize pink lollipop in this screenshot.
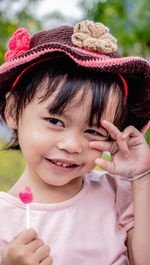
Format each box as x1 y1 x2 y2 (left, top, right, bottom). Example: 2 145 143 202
19 186 33 228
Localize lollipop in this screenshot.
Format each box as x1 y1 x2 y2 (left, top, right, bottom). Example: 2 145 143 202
19 186 33 228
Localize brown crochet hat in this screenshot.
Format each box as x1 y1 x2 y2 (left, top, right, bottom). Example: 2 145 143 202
0 20 150 133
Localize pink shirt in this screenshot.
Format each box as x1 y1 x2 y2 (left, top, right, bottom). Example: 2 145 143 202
0 170 134 264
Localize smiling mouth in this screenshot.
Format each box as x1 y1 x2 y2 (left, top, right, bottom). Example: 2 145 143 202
46 159 78 168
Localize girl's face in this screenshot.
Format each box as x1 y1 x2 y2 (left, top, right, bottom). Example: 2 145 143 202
12 83 118 190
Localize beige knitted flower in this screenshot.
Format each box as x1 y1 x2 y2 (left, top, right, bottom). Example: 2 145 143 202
72 20 117 53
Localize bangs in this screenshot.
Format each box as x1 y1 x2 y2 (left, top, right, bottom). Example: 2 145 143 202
37 59 126 129
39 76 109 128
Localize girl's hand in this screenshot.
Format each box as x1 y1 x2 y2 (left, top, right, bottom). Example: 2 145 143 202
1 228 53 265
90 120 150 179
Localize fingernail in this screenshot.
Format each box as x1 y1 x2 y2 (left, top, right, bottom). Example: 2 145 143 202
122 133 127 138
95 158 100 164
124 152 129 158
89 142 94 147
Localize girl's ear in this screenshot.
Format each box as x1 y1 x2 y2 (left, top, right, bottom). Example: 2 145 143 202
4 92 17 129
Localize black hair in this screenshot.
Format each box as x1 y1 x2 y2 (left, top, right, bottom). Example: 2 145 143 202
1 56 127 150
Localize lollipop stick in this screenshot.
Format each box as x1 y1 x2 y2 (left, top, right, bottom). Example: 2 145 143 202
26 203 30 228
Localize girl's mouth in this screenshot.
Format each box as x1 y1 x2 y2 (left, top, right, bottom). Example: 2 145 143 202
45 158 79 172
49 159 77 168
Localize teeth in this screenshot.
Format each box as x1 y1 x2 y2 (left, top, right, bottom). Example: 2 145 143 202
56 162 62 166
62 163 67 167
52 160 74 167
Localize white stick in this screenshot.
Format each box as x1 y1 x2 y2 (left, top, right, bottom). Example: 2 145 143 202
26 203 30 228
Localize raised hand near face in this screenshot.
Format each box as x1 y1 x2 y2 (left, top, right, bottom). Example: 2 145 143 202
90 120 150 179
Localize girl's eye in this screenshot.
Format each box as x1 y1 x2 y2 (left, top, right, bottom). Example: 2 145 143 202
85 129 103 137
47 118 64 127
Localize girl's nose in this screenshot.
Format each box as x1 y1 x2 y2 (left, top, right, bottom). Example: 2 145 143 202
57 133 82 154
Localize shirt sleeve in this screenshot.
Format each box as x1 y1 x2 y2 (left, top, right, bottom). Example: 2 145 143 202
116 178 134 232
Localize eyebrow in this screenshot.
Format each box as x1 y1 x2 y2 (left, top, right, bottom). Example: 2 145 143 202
46 106 73 122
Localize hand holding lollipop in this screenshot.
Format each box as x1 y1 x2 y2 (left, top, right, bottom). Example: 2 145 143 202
19 186 33 228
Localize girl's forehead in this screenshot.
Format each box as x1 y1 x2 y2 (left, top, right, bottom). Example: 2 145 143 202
34 75 91 105
38 86 92 111
30 75 119 125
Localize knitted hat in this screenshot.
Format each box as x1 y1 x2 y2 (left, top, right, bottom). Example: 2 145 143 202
0 20 150 133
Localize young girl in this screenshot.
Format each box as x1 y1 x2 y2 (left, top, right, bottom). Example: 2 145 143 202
0 20 150 265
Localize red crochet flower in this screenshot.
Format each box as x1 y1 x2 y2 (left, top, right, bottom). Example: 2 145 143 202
5 28 30 61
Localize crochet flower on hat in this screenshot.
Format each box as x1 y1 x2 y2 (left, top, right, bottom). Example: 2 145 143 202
5 28 30 61
72 20 117 53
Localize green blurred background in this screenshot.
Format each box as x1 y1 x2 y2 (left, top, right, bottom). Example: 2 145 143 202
0 0 150 191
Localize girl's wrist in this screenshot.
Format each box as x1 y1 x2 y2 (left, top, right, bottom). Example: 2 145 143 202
128 169 150 182
130 172 150 191
131 172 150 199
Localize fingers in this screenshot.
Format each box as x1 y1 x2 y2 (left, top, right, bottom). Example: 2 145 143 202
40 256 53 265
101 120 120 140
101 120 129 157
95 158 115 174
90 120 130 158
28 238 45 253
34 244 50 263
121 125 141 139
17 228 38 244
121 125 144 147
89 141 112 152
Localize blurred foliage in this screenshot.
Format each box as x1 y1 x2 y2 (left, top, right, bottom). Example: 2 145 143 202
79 0 150 58
0 0 43 65
0 141 25 191
145 127 150 146
0 0 72 64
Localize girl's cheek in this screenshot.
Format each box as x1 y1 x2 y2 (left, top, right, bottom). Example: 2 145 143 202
88 146 102 159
